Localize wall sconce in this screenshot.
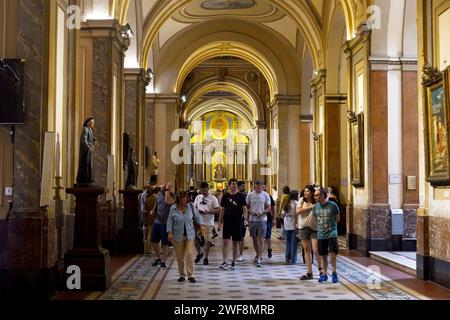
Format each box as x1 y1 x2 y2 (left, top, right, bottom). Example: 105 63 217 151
314 69 326 78
181 95 187 103
145 68 154 81
121 23 134 41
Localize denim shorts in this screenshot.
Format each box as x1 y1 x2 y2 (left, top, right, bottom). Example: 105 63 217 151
151 222 170 246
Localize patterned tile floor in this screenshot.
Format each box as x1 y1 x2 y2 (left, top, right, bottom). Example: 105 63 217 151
95 229 428 300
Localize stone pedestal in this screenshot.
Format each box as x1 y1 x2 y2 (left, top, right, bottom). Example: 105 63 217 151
116 189 143 253
64 187 110 291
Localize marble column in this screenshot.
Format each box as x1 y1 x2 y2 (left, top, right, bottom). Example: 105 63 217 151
124 68 150 188
299 116 313 188
324 95 346 188
0 0 58 299
78 20 130 189
148 94 178 184
272 95 302 191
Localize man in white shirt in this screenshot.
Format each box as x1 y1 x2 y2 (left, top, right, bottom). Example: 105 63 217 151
246 180 272 267
193 181 220 265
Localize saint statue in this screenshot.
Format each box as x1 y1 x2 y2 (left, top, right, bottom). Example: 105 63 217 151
76 117 96 185
214 164 225 181
150 152 160 183
125 147 138 188
152 152 160 175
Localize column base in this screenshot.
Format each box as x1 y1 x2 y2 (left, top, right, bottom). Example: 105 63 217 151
64 248 111 291
117 189 144 254
417 254 450 289
0 265 58 300
116 229 144 254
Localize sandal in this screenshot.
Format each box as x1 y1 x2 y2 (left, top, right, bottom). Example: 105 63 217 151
300 273 313 280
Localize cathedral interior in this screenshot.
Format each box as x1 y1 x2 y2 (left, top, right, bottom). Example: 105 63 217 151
1 0 450 302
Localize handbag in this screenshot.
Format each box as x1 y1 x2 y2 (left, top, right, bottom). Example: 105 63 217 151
188 203 202 233
188 203 205 246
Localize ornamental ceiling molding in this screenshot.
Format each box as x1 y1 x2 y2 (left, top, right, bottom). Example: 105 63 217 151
172 0 285 23
138 0 325 70
175 41 278 101
182 82 260 120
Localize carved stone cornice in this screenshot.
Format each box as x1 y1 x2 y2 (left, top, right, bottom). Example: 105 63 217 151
369 56 418 71
80 19 130 52
299 114 313 123
271 94 302 105
344 23 371 57
145 93 178 103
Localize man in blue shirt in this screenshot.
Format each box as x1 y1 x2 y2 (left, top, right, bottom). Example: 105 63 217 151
150 182 175 269
312 188 340 283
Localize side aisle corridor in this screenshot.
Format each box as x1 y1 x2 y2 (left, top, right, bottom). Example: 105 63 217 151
53 230 450 301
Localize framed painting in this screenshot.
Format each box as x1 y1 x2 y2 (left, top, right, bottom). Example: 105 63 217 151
348 111 364 187
423 66 450 186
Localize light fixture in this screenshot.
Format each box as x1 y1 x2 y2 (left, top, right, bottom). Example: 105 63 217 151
121 23 134 40
145 68 154 81
181 95 187 103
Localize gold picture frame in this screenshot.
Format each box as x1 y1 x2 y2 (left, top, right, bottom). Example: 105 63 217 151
422 66 450 186
348 111 364 187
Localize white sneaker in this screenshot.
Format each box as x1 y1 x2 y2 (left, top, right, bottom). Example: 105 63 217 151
256 258 263 267
219 262 229 270
237 255 244 262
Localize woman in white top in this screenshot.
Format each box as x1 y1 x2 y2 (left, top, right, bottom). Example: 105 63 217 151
283 190 299 264
296 185 322 280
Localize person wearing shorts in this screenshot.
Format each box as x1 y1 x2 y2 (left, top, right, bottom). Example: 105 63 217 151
297 185 322 280
193 181 220 265
237 181 247 262
151 182 175 269
312 188 340 284
218 179 248 270
246 180 272 267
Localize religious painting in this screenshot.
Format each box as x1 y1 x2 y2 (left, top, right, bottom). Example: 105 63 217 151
210 114 229 140
349 112 364 188
423 66 450 186
201 0 255 10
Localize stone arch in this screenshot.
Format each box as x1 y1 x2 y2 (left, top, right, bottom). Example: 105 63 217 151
187 99 255 129
153 19 301 99
138 0 324 70
182 79 264 123
326 3 348 94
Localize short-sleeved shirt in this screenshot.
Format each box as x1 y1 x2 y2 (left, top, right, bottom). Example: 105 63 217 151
155 192 172 225
221 192 247 225
312 201 340 239
246 191 271 222
194 193 219 226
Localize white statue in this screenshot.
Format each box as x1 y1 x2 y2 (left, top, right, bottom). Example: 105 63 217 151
152 152 160 176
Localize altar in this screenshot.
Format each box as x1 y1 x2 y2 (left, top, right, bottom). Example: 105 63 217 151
182 111 254 190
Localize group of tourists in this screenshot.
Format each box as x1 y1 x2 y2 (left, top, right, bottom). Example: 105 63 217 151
139 179 341 284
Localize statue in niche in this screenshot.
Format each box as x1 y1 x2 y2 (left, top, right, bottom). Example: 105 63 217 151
150 152 160 183
76 117 96 186
125 147 138 188
214 164 225 181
